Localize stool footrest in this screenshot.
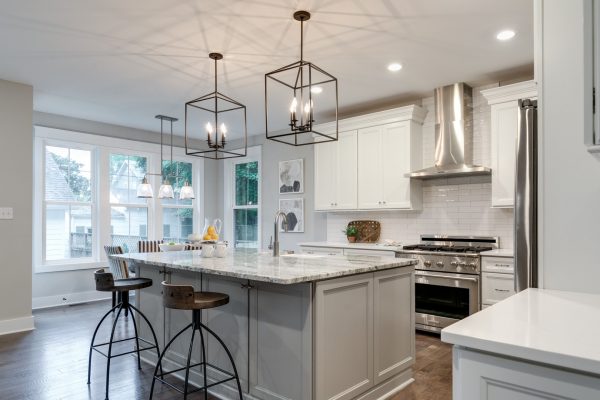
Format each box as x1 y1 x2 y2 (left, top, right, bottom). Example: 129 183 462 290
92 343 158 359
92 335 154 349
153 364 236 396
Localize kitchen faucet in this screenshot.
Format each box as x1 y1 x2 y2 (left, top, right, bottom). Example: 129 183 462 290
272 210 288 256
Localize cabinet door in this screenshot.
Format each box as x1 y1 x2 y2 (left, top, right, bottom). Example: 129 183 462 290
454 347 600 400
314 139 337 210
202 275 250 394
249 282 312 400
381 122 412 208
373 268 415 384
491 101 518 208
135 265 165 358
357 126 383 209
335 130 358 209
482 272 515 306
315 274 374 400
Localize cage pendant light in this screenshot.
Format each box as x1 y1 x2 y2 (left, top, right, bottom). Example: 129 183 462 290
184 53 248 160
265 10 338 146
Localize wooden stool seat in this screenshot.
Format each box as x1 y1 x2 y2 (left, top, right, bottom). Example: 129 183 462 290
94 269 152 292
161 281 229 310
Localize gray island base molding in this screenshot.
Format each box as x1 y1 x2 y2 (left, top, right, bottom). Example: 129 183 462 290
116 251 417 400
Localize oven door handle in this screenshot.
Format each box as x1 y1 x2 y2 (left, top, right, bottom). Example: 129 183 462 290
415 271 479 282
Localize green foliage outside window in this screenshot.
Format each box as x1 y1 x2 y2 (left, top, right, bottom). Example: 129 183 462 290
235 161 259 206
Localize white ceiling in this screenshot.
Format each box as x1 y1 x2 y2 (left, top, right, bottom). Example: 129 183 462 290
0 0 533 137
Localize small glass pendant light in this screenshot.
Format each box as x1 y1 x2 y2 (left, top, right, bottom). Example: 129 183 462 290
179 181 195 200
136 176 153 198
158 178 175 199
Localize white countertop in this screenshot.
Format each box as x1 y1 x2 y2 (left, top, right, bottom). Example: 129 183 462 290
480 248 514 257
116 249 416 285
299 241 403 252
441 288 600 375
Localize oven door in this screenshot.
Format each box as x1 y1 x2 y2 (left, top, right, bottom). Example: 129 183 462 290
415 270 480 332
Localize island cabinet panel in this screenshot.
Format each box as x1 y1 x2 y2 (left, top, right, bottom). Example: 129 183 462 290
454 347 600 400
136 265 166 358
202 274 250 395
249 282 312 400
315 274 374 400
373 268 415 385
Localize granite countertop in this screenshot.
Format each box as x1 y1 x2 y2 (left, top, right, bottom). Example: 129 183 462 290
480 248 514 257
441 288 600 375
115 250 417 285
299 241 403 252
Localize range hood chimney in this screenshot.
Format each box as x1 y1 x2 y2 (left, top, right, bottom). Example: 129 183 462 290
408 83 491 179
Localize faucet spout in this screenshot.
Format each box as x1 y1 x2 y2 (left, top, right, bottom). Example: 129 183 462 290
273 210 288 257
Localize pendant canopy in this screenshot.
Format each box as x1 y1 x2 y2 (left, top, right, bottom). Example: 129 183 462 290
185 53 247 160
265 10 339 146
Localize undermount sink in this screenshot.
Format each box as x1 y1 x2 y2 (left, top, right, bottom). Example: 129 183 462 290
279 253 325 259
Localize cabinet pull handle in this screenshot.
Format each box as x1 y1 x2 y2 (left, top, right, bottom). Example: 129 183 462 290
494 264 511 267
494 288 510 292
241 283 255 290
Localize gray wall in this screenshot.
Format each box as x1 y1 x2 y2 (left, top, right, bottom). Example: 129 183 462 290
32 112 220 305
224 135 327 252
0 79 33 324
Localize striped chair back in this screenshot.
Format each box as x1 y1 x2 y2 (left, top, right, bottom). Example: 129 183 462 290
104 245 129 279
185 243 202 251
138 240 164 253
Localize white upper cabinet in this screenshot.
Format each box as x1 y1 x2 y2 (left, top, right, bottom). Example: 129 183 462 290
314 106 425 211
314 130 358 211
482 81 537 208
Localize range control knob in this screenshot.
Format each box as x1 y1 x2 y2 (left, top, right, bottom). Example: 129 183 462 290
436 261 444 267
450 261 458 267
467 263 477 270
423 260 432 267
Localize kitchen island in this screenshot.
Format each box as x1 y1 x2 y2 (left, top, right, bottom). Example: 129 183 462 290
116 250 417 400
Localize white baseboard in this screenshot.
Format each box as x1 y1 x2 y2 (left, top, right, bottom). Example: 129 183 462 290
0 315 35 336
32 290 111 310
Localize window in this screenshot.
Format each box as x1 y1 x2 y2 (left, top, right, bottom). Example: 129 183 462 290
161 160 194 243
35 126 204 272
225 148 260 249
109 153 149 252
43 145 94 262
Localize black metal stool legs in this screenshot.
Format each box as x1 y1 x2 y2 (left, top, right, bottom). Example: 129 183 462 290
87 292 162 400
149 309 243 400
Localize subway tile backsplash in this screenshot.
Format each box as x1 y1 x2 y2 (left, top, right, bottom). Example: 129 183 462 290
326 83 515 248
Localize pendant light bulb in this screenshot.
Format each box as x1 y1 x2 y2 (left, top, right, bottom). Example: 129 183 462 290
137 176 154 198
179 181 195 200
158 178 174 199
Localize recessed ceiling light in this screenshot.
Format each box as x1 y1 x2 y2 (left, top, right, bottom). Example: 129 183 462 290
311 86 323 94
387 63 403 72
496 30 516 41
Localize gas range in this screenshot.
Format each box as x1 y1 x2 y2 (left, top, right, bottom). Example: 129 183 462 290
397 235 498 275
397 235 499 333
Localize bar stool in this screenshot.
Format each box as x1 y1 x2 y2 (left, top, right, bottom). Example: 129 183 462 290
149 281 243 400
87 269 163 400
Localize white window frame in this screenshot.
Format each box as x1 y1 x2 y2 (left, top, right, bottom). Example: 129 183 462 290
159 158 197 242
34 126 204 273
224 146 261 249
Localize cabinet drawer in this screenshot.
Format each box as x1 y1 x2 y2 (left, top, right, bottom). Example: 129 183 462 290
482 272 515 305
343 248 396 258
301 247 344 256
482 256 514 273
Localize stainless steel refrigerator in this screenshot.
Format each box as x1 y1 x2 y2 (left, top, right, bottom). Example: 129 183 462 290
514 99 538 292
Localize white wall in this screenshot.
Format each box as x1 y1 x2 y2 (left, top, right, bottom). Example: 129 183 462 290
327 84 515 247
536 0 600 293
0 79 34 334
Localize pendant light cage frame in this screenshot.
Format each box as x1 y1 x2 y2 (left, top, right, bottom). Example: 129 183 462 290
185 53 248 160
264 10 339 146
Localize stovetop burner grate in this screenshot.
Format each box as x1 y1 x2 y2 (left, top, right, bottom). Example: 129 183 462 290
402 244 494 253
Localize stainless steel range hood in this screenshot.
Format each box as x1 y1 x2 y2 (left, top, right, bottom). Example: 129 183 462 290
408 83 491 179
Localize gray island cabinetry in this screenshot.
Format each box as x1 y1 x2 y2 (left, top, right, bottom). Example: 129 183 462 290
117 251 417 400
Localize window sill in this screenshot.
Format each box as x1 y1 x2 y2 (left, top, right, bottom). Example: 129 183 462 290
35 261 105 274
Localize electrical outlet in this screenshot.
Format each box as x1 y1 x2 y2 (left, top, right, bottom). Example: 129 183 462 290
0 207 13 220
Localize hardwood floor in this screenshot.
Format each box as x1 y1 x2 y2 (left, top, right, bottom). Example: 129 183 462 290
0 300 452 400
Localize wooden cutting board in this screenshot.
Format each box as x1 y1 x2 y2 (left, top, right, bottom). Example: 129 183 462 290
347 220 381 243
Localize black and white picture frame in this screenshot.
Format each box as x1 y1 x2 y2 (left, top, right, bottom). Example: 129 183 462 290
279 158 304 194
278 198 304 233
